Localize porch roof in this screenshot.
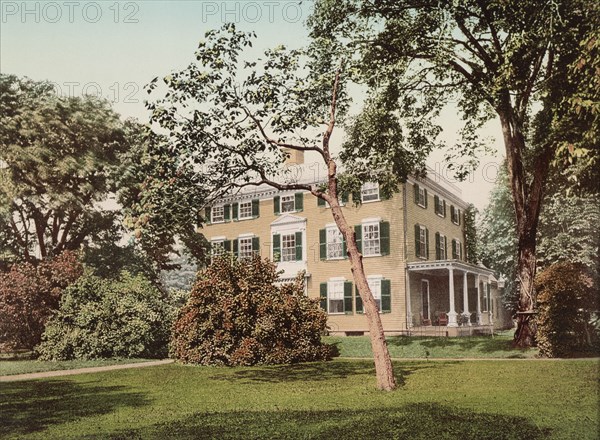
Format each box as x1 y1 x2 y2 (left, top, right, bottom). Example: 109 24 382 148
407 259 496 279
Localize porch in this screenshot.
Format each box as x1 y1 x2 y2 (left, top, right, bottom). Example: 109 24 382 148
406 260 497 336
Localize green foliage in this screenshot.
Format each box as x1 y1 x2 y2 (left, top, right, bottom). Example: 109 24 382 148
0 251 83 351
171 256 332 366
536 262 599 357
463 204 478 264
0 74 133 265
36 271 173 360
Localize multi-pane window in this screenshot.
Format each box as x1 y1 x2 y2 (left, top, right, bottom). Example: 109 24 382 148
419 226 427 258
239 237 254 259
452 239 463 260
362 222 380 256
211 240 225 258
281 195 295 213
451 205 461 225
281 233 296 262
439 234 446 259
327 280 344 314
361 182 379 202
368 278 382 311
239 201 252 219
211 206 224 223
417 187 426 207
326 227 344 259
434 196 445 216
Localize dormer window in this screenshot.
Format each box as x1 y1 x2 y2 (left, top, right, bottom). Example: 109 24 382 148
361 182 380 202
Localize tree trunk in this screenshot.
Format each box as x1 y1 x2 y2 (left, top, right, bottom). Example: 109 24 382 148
329 200 396 391
513 232 538 348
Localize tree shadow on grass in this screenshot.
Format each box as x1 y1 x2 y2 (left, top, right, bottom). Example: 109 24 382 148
208 360 445 388
109 403 551 440
0 379 150 437
386 335 532 357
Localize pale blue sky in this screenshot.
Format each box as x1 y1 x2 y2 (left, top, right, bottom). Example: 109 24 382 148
1 0 503 209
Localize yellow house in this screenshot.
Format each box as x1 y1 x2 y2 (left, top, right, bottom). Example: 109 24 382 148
201 161 507 337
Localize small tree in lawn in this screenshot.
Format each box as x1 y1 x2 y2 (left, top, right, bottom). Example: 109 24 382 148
171 256 331 366
145 25 436 390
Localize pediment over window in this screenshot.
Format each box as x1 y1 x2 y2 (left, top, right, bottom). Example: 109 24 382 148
270 213 306 227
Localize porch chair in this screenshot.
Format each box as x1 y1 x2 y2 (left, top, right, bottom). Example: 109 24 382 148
436 312 448 326
420 313 432 326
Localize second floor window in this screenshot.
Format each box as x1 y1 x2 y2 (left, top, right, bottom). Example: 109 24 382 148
451 205 461 225
239 201 253 219
415 224 429 259
361 182 379 202
281 195 295 213
452 239 463 260
327 227 344 259
281 233 296 262
212 206 224 223
363 222 381 256
434 195 446 217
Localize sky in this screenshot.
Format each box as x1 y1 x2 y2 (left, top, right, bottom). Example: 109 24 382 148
1 0 505 210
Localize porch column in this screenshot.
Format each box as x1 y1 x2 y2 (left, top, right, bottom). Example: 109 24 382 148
476 274 482 325
406 270 413 329
488 278 494 326
447 267 458 327
462 271 471 326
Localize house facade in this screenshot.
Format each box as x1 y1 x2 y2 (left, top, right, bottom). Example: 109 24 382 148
201 162 508 337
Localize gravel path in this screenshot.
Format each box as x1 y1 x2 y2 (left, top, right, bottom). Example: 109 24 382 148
0 359 174 382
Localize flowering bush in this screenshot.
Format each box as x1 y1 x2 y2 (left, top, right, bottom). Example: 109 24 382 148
536 262 599 357
170 256 333 366
0 251 83 351
36 271 173 360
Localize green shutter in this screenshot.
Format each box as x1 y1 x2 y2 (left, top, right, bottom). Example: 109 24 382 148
414 183 419 204
355 285 363 314
342 235 347 258
435 232 441 260
425 228 429 259
252 237 259 255
232 202 239 221
380 221 390 256
434 195 439 214
317 196 326 207
295 192 303 212
295 231 303 261
320 283 327 311
272 234 281 262
414 224 421 258
341 192 349 204
443 200 447 217
205 207 212 224
452 239 457 259
381 279 391 313
451 205 456 223
252 199 259 218
380 185 389 200
444 236 448 259
224 204 231 222
459 242 463 260
274 196 280 215
232 239 239 259
354 225 362 253
458 209 461 226
319 229 326 260
344 281 353 314
224 240 231 253
424 189 428 208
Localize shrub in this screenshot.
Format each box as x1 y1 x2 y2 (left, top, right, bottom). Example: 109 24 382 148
0 251 83 351
536 262 599 357
170 256 332 366
36 271 173 360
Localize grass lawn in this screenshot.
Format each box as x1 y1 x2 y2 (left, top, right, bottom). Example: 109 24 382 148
1 359 597 439
324 330 540 359
0 358 153 376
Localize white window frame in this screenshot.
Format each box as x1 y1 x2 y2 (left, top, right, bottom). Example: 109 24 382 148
419 225 427 260
367 276 382 312
238 201 253 220
326 226 344 260
211 205 224 223
238 236 254 260
361 182 380 203
439 233 446 259
327 279 345 314
453 238 462 260
281 233 296 262
362 221 381 257
417 187 426 208
280 194 295 213
210 239 225 259
435 197 445 217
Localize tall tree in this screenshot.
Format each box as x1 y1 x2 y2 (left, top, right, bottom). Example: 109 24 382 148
309 0 598 347
142 24 438 390
0 74 130 265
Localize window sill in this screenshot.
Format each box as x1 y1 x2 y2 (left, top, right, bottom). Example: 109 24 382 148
363 253 382 258
326 257 345 261
452 221 460 226
328 312 346 315
417 203 426 209
436 213 445 218
361 198 380 204
211 220 225 224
